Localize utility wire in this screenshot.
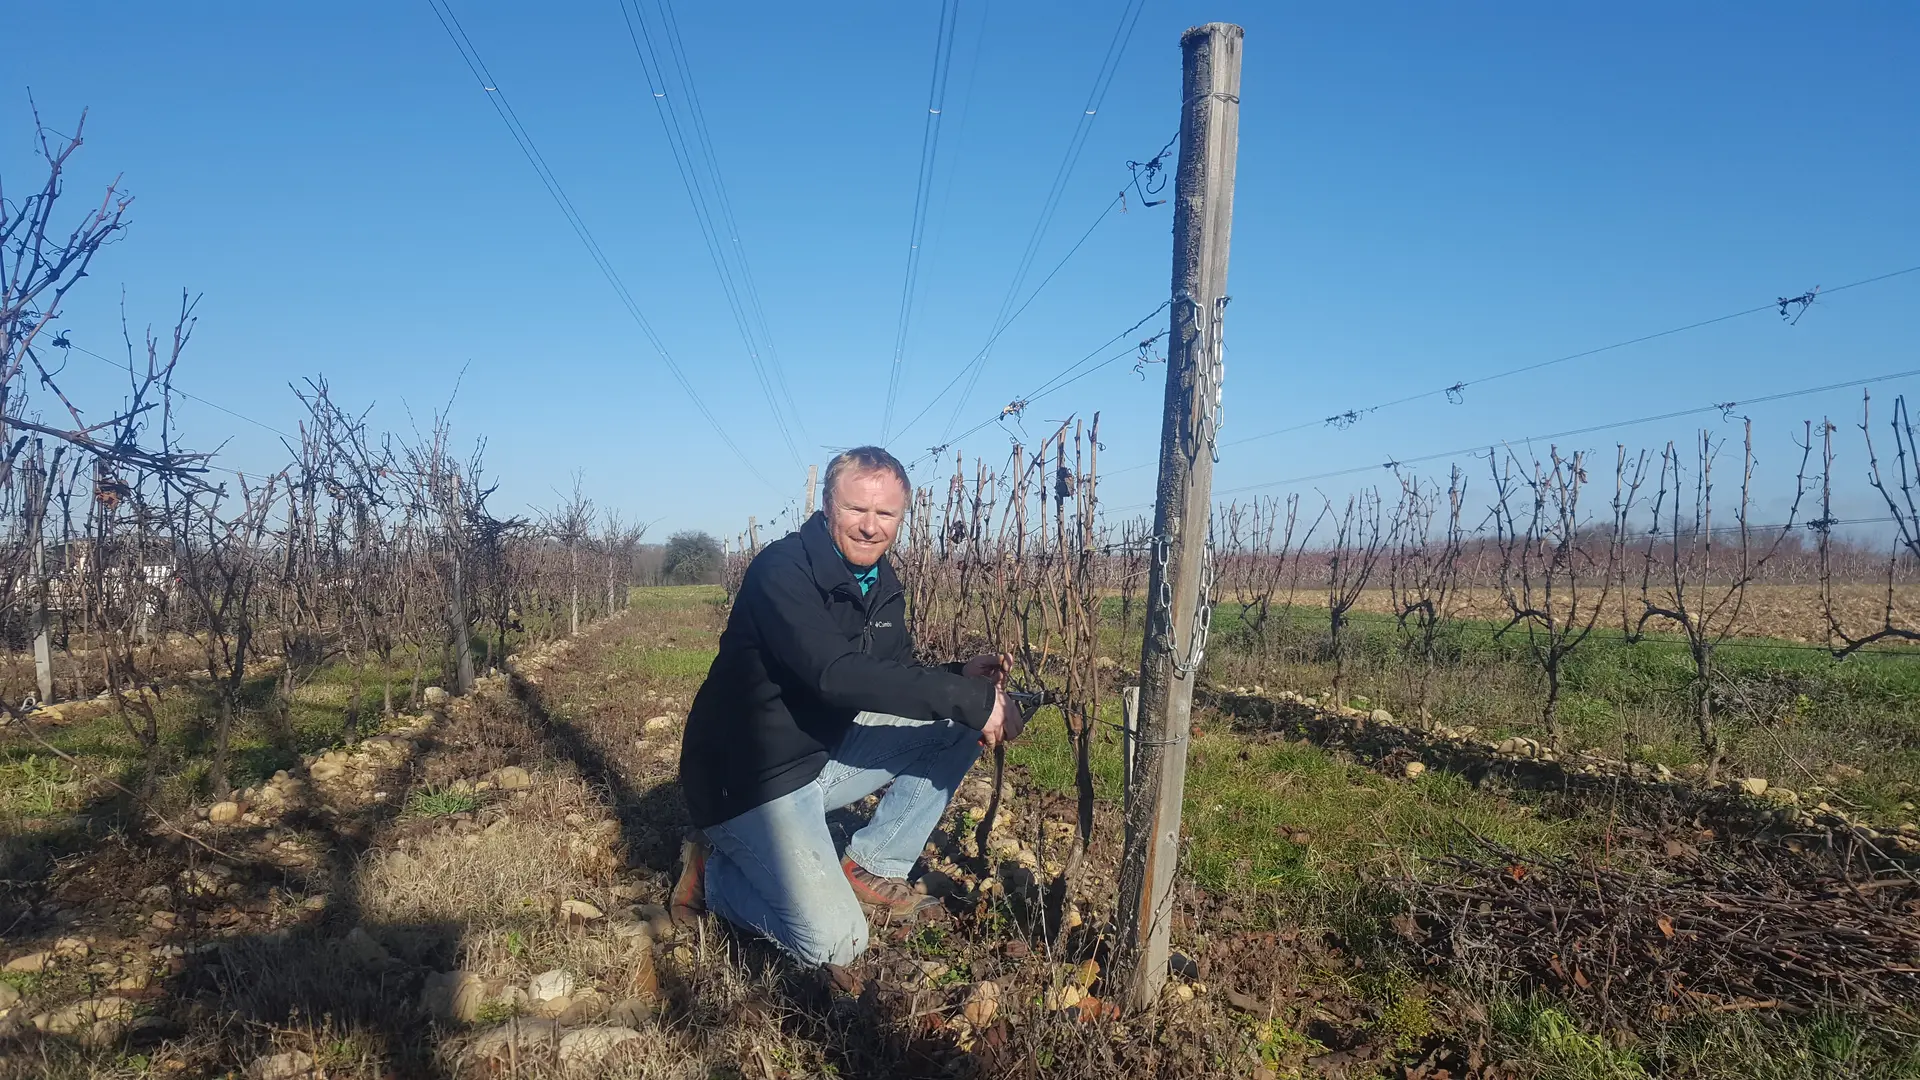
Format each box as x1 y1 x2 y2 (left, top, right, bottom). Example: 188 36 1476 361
915 0 1149 443
892 191 1128 443
423 0 774 489
651 0 800 445
1107 364 1920 510
1225 265 1920 451
880 0 964 443
615 0 806 467
61 341 297 442
912 302 1171 466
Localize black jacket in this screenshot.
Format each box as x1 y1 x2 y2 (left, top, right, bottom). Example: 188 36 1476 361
678 512 996 828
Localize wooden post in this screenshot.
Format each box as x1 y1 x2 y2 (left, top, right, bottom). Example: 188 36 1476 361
1112 21 1242 1012
805 465 819 518
446 474 476 695
31 507 53 707
569 544 580 636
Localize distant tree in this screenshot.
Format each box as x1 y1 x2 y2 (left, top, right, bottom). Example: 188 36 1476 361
661 531 723 585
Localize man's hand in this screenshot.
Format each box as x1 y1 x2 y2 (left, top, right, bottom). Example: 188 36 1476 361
979 688 1017 749
962 652 1014 684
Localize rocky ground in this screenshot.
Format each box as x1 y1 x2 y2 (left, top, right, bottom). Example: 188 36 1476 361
1 588 1915 1079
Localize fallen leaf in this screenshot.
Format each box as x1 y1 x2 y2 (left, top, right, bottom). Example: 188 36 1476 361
1656 916 1675 939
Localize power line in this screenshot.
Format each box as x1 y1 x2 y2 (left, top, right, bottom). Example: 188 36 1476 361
651 0 801 448
892 191 1130 444
1107 364 1920 511
912 301 1171 466
59 341 297 442
902 0 1149 444
880 0 963 443
421 0 774 490
1223 264 1920 451
614 0 806 467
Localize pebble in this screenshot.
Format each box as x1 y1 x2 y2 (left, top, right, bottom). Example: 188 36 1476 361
420 970 488 1023
470 1017 558 1062
208 801 242 825
560 899 604 923
529 968 575 1002
34 995 134 1038
4 951 50 973
557 1026 644 1067
1403 761 1427 779
249 1050 315 1080
489 766 532 792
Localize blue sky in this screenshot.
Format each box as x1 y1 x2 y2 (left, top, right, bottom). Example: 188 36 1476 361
10 2 1917 541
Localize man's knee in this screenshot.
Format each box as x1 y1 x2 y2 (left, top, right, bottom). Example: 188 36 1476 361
787 902 868 967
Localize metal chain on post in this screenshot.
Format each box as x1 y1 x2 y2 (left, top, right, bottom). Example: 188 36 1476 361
1154 291 1228 679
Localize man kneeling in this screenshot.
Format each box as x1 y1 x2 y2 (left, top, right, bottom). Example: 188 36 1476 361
672 446 1017 966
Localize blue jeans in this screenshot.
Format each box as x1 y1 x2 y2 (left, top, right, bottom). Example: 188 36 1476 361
702 711 982 966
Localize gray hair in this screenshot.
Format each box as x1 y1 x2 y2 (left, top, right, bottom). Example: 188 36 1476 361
822 446 910 509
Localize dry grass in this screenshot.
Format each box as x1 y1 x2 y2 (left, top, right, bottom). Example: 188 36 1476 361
358 780 623 928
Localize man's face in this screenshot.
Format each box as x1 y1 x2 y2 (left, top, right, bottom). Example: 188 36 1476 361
827 468 908 568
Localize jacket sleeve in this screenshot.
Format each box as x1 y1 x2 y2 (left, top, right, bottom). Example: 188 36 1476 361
743 555 997 730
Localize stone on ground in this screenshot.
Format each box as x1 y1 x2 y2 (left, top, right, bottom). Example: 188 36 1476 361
470 1017 559 1063
249 1050 316 1080
420 970 489 1023
5 951 50 973
529 968 575 1002
557 1025 644 1067
489 765 533 791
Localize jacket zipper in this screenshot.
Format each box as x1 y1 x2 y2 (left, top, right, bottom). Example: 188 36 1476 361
861 583 904 655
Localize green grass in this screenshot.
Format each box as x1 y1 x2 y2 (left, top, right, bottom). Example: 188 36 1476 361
0 644 488 852
1198 602 1920 822
1005 690 1578 914
406 785 484 816
0 752 81 817
627 584 727 615
1495 1000 1647 1080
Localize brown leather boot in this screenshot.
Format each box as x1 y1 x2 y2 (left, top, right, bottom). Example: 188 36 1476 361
841 856 940 920
670 831 708 926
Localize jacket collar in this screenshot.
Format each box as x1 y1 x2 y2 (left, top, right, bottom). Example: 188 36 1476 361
798 511 901 604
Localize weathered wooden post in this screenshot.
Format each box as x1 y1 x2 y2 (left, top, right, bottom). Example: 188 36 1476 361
1111 21 1242 1012
805 464 819 517
446 473 476 694
30 450 53 706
